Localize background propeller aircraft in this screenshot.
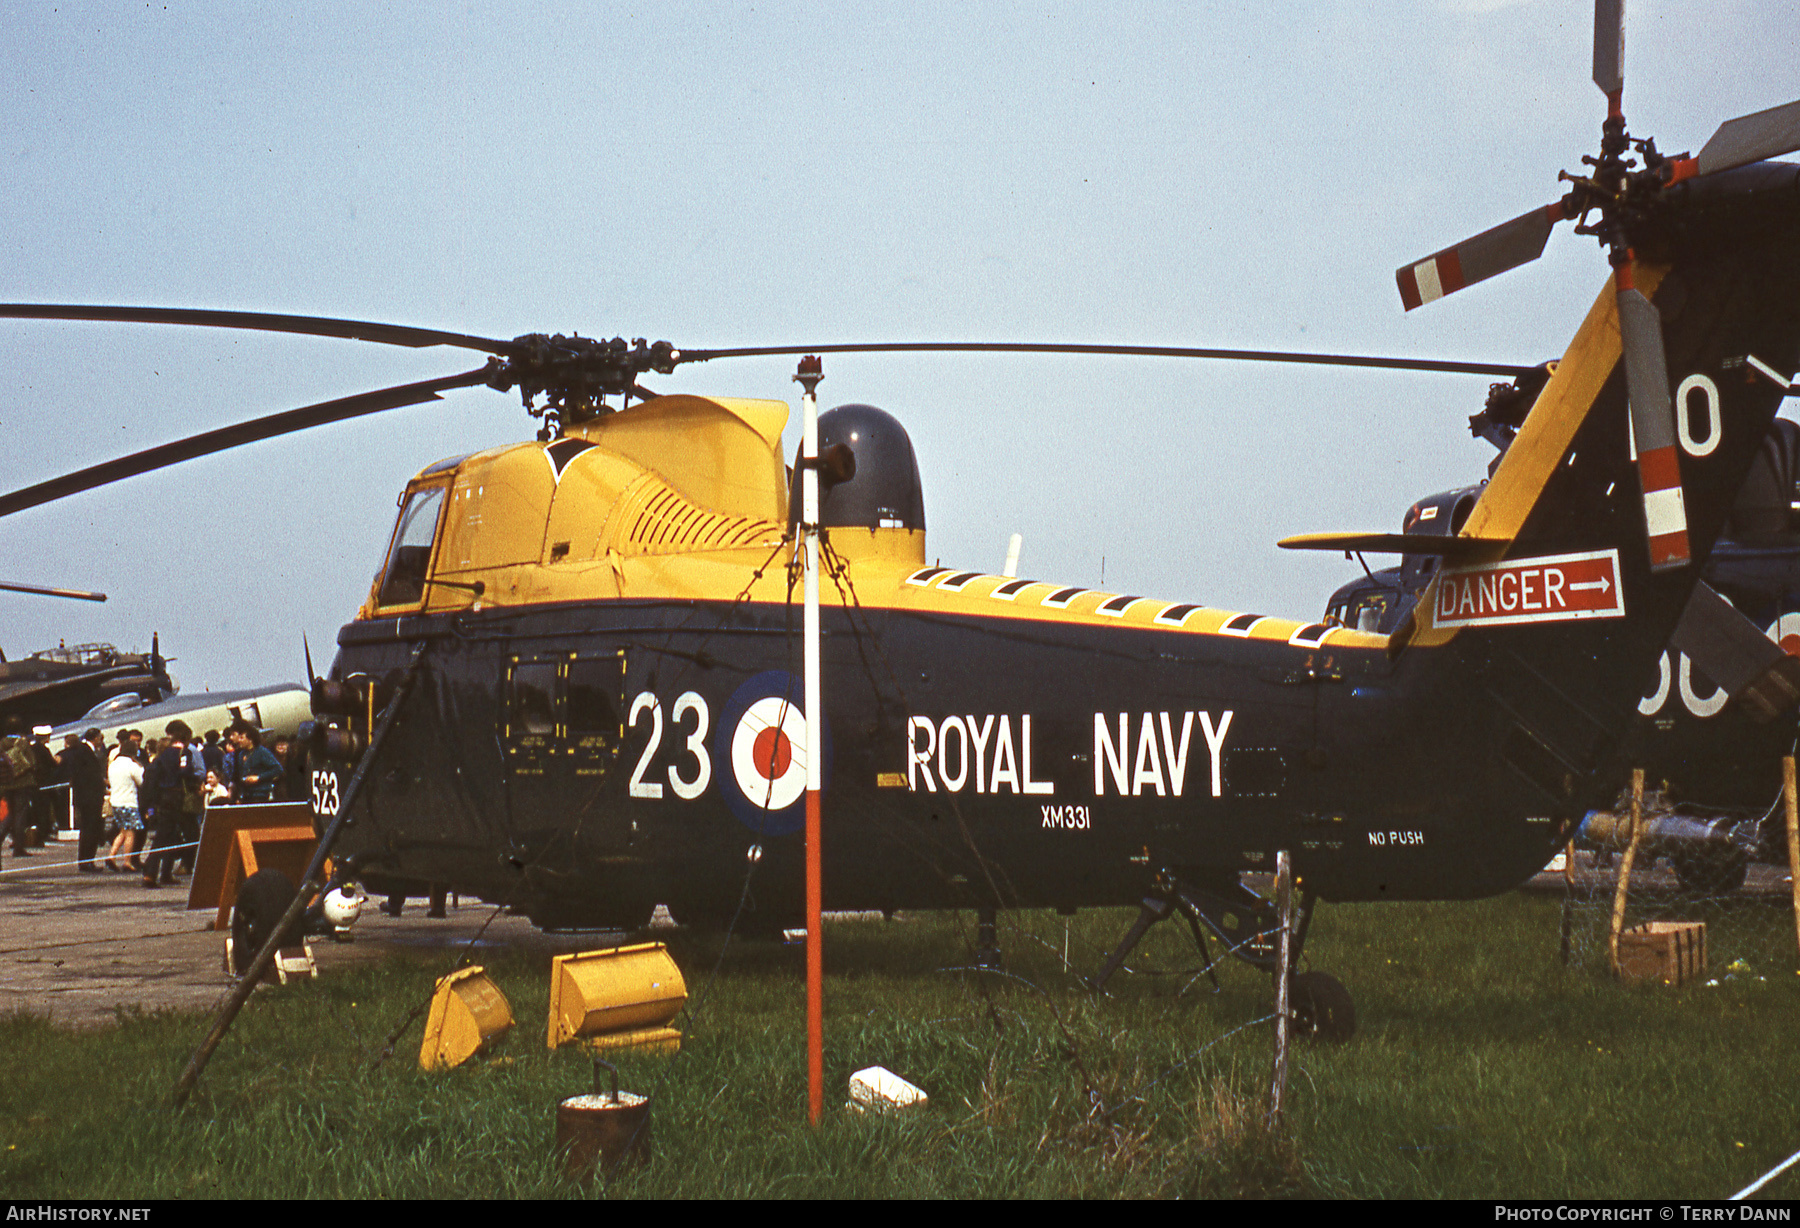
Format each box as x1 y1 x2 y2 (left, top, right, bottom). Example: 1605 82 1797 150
0 639 173 733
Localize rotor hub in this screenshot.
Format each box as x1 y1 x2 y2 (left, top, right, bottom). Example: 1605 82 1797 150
486 333 679 430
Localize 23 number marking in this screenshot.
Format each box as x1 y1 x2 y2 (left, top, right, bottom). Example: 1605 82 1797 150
628 690 713 801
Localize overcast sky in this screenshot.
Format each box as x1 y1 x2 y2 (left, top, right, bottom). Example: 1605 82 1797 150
3 0 1794 691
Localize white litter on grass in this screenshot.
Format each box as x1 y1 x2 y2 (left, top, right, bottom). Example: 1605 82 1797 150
848 1065 928 1114
783 913 891 944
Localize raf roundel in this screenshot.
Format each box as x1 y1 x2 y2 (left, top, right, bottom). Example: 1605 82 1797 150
713 671 833 837
732 696 808 813
1769 612 1800 659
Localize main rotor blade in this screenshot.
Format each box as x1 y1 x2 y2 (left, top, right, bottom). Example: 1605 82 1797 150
1592 0 1624 103
678 341 1537 379
1618 281 1689 571
1 308 1538 378
1396 203 1565 311
1696 99 1800 176
0 366 495 520
0 579 106 602
0 305 513 354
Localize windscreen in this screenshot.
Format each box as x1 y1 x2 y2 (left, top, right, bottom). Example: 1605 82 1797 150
376 485 446 608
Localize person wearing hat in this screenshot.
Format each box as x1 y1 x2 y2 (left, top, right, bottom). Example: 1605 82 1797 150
26 725 58 848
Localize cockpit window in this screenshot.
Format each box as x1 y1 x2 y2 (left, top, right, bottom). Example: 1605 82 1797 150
1354 592 1391 633
376 485 446 608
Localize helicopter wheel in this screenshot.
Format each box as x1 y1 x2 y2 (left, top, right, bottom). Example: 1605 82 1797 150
1289 970 1356 1043
1669 848 1749 896
231 869 298 977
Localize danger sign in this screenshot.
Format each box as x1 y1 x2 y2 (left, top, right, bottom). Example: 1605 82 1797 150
1432 548 1625 628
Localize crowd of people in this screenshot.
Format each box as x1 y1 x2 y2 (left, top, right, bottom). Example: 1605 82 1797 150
0 715 305 887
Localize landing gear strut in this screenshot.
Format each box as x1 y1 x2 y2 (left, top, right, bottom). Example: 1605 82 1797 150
1089 869 1354 1042
975 908 1002 969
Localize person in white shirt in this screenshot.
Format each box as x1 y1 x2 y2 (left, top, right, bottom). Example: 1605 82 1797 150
105 741 146 873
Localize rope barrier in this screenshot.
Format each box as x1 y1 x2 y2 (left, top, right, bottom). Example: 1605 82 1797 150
1732 1144 1800 1200
0 838 201 880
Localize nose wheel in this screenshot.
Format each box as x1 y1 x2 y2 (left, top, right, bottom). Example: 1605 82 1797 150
1290 970 1356 1043
230 868 298 977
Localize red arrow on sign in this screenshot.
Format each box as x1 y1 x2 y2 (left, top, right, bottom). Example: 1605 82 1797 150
1431 548 1625 628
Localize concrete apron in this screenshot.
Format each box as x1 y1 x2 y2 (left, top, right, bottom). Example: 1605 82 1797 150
0 835 598 1030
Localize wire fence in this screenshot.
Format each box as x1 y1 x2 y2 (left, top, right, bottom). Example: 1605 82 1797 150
1549 774 1800 986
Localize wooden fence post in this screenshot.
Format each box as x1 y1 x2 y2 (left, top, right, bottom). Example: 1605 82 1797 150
1784 756 1799 965
1608 769 1645 976
1267 850 1292 1129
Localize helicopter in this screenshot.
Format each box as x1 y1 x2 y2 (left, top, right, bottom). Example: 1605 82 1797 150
4 3 1800 1037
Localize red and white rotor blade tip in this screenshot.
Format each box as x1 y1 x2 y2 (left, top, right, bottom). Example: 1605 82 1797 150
1618 284 1689 571
1395 203 1564 311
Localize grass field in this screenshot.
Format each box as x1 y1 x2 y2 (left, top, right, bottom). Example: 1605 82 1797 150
2 890 1796 1199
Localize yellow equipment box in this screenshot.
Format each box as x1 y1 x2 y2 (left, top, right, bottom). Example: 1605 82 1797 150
547 942 687 1053
420 966 515 1070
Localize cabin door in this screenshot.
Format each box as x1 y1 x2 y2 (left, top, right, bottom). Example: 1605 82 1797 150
499 650 625 864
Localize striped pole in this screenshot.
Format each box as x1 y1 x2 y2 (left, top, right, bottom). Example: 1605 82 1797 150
795 356 825 1128
1267 850 1292 1129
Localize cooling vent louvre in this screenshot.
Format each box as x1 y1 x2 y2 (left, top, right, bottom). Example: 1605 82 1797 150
620 483 782 554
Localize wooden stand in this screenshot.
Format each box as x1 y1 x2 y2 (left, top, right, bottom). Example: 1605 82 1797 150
185 801 324 930
1616 921 1707 986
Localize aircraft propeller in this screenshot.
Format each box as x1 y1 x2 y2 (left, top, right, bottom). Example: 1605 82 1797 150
1394 1 1800 573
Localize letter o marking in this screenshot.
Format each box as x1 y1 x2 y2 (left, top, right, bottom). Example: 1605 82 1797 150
1638 651 1671 716
1678 654 1728 718
937 716 970 792
1676 374 1721 458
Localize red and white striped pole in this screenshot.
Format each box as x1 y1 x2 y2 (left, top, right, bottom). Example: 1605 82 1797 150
795 355 826 1127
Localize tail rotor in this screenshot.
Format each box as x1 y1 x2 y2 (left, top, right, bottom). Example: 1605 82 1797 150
1394 0 1800 572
